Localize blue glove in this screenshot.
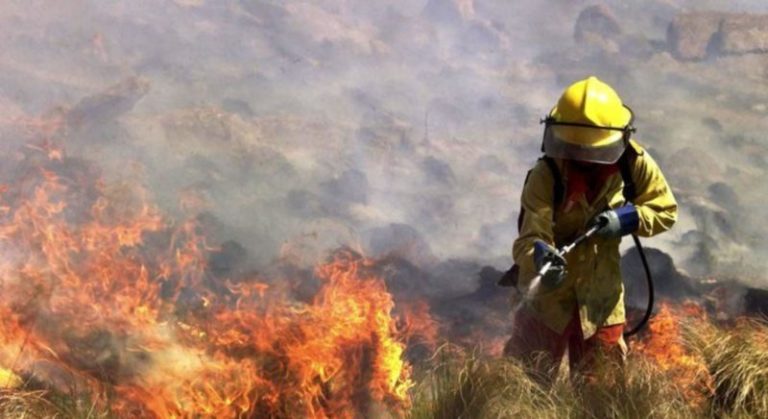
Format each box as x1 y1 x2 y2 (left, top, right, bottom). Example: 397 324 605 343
589 205 639 238
533 240 567 288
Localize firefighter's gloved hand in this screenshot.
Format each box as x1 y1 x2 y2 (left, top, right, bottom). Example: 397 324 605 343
589 205 640 238
533 240 566 288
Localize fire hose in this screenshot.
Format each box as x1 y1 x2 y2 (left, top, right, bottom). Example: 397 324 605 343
625 234 653 337
510 225 654 338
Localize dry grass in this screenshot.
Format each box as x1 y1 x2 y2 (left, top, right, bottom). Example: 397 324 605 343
408 345 562 419
0 390 56 419
411 317 768 419
0 389 109 419
408 346 693 419
571 355 694 419
0 319 766 418
687 318 768 418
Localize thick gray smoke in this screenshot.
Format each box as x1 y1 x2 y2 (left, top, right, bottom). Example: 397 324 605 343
0 0 767 296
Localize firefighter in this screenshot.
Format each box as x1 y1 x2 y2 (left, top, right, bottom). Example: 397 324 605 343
503 76 678 384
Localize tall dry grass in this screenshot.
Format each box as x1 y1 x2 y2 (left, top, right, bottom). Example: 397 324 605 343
408 345 562 419
0 318 765 418
408 346 692 419
0 389 109 419
687 317 768 418
411 317 768 419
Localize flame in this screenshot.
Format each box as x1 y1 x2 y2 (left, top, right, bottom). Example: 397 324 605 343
634 302 714 408
0 144 422 417
398 300 439 351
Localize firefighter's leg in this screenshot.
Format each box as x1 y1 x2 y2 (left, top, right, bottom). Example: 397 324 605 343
568 322 626 382
503 306 570 387
568 322 627 417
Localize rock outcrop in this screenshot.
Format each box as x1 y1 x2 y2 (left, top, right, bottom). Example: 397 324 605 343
668 12 768 60
716 14 768 55
574 5 622 53
667 12 723 60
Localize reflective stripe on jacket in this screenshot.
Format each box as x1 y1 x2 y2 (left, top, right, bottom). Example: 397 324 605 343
512 140 678 339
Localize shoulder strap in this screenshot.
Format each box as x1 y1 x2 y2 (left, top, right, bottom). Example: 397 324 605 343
515 157 564 232
541 156 564 210
506 158 564 289
618 150 637 203
516 169 533 231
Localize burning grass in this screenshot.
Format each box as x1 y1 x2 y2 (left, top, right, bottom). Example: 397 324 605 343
0 144 423 418
0 143 767 418
4 318 767 419
409 304 768 419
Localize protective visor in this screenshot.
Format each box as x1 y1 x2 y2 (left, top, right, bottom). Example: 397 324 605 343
540 111 635 164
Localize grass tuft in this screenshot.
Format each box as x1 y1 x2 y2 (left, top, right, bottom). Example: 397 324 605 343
687 318 768 418
409 345 694 419
0 388 110 419
409 344 561 419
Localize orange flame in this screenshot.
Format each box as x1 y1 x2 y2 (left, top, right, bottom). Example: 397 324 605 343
0 146 423 417
634 302 714 408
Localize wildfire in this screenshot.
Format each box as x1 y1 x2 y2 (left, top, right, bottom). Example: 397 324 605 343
634 302 714 408
0 144 426 417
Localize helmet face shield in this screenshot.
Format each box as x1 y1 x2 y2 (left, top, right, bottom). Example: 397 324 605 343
543 124 628 164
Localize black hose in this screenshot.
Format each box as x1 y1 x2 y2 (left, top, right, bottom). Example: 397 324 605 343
623 234 654 337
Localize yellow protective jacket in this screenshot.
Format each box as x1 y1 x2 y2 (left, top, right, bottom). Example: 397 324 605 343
512 140 677 338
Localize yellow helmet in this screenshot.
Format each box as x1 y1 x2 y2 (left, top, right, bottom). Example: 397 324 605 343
542 76 634 164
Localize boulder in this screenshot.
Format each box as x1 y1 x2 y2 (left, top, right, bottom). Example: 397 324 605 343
744 287 768 317
667 12 722 60
716 14 768 55
668 12 768 60
574 5 622 53
622 247 700 309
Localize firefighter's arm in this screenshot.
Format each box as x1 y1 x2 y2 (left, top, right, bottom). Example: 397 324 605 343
512 160 556 284
629 145 678 237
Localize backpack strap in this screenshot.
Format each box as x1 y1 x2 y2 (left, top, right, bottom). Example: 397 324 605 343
618 148 638 203
516 157 564 231
541 156 564 211
516 170 533 231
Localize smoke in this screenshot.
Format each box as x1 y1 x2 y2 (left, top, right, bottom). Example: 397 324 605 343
1 0 767 294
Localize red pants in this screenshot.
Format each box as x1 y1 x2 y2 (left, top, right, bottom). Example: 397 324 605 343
503 307 625 385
